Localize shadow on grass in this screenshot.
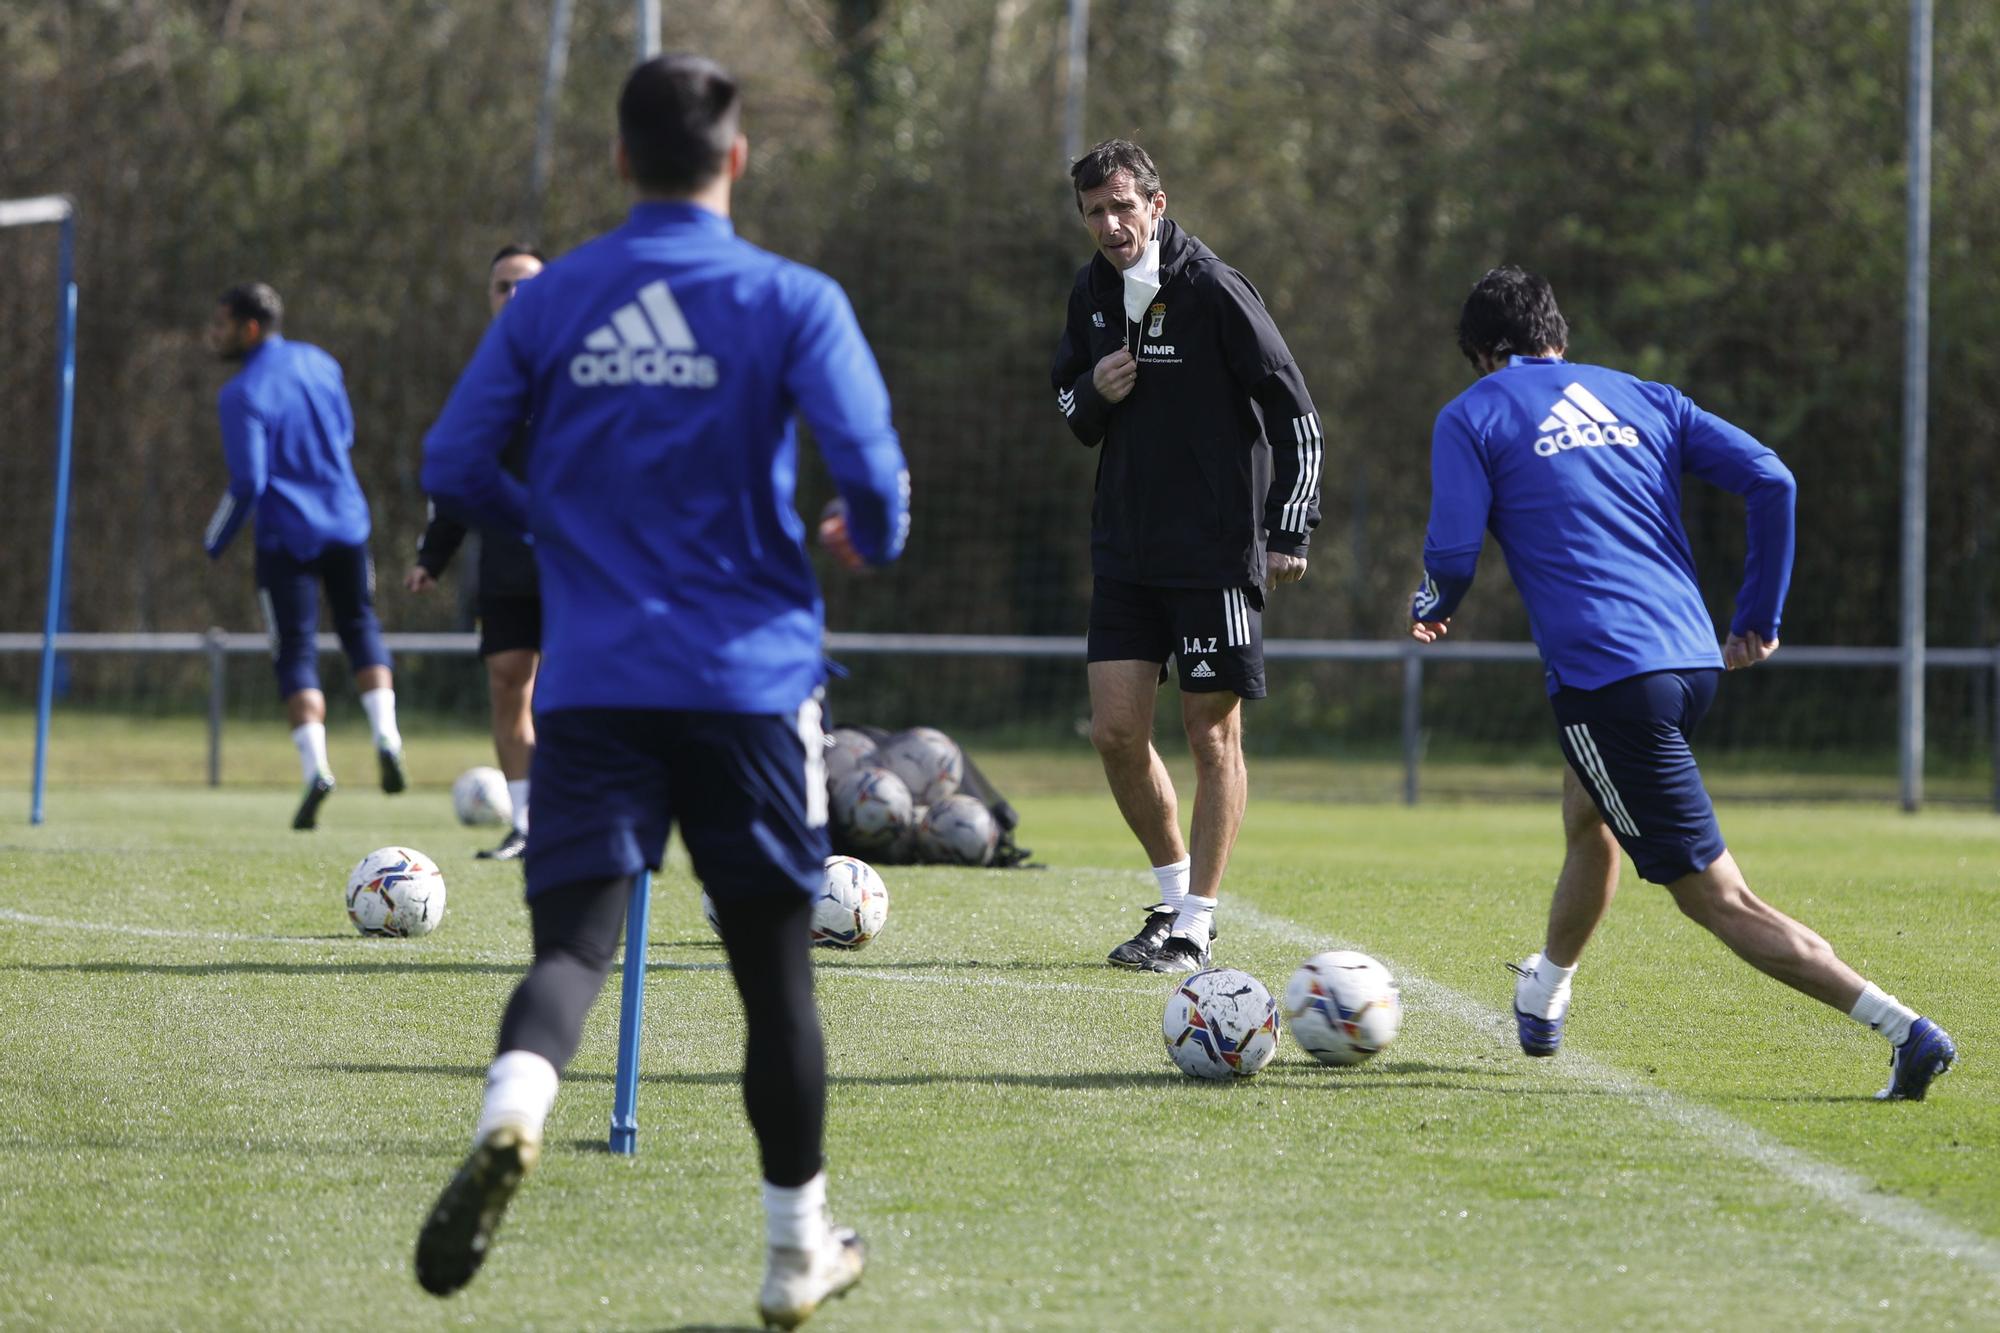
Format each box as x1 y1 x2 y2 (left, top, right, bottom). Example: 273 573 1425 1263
322 1061 1194 1091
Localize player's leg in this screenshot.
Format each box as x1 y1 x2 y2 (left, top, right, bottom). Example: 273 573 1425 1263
256 547 336 829
1511 767 1623 1054
416 707 672 1295
475 594 540 860
1087 579 1191 967
1145 585 1262 973
671 699 864 1327
322 543 405 792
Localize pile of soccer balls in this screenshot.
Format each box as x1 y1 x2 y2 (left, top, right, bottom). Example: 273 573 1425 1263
826 725 1001 867
1161 951 1403 1080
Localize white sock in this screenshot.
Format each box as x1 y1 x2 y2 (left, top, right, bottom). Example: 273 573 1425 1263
1515 952 1577 1021
291 722 330 785
360 687 402 752
1152 857 1191 913
508 778 530 834
474 1049 559 1146
763 1170 830 1250
1849 982 1919 1046
1172 893 1217 948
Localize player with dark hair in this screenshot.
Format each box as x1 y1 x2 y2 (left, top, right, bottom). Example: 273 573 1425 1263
405 244 547 859
414 54 908 1328
1051 138 1323 973
204 282 407 830
1411 265 1956 1099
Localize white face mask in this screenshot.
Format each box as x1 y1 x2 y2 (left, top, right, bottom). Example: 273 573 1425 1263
1122 234 1162 323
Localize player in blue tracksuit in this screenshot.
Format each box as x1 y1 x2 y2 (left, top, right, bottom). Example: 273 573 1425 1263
203 283 407 830
413 56 907 1327
1410 266 1954 1099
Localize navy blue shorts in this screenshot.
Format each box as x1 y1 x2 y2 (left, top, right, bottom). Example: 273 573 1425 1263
524 699 829 902
254 543 390 698
1551 669 1726 886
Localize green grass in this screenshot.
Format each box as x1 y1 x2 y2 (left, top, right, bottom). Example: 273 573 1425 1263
1 718 1998 1329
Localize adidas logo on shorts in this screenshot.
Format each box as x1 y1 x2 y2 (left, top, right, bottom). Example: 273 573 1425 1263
1535 382 1639 456
1189 660 1216 680
569 279 718 389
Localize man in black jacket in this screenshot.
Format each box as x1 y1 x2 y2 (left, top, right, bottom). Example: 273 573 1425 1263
1051 139 1323 973
405 243 545 859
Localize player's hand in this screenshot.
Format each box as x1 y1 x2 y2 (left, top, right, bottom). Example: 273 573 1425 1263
818 500 865 572
403 566 437 594
1410 617 1450 644
1266 552 1307 586
1723 630 1777 670
1092 349 1138 404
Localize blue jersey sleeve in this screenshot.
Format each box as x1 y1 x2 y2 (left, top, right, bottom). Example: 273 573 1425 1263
1671 388 1796 639
421 304 534 539
1414 403 1490 620
205 382 266 557
783 273 909 566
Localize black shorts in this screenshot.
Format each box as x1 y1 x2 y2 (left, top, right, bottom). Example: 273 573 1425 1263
525 698 830 901
478 594 541 658
1086 576 1265 698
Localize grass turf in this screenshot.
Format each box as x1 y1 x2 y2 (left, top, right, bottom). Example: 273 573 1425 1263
0 719 1997 1329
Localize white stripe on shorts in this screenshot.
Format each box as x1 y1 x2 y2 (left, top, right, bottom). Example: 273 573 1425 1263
1223 589 1248 648
1565 723 1640 838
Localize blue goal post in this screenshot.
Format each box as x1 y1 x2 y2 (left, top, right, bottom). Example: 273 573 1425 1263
3 195 78 827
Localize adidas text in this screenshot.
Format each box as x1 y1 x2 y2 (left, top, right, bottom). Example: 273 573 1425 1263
569 346 718 389
1536 381 1638 457
1535 421 1639 457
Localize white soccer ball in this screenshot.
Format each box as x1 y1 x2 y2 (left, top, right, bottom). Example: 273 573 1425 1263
830 766 915 854
812 855 889 949
345 846 447 938
1283 950 1402 1066
823 727 880 784
1163 967 1280 1080
452 767 512 827
916 794 998 866
879 727 964 806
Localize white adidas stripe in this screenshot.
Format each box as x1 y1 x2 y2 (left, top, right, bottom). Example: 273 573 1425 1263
203 494 237 549
1563 382 1620 424
1565 723 1640 837
582 279 699 353
1280 413 1322 533
1057 388 1077 419
1221 589 1249 648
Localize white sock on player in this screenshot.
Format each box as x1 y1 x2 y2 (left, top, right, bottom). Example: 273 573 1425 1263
1172 893 1216 948
1515 952 1576 1021
474 1049 558 1146
763 1170 830 1250
291 722 331 785
1849 982 1918 1046
360 687 402 753
1152 857 1191 913
507 778 530 834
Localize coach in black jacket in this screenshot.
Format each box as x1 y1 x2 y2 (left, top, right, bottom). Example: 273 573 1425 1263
1051 139 1323 974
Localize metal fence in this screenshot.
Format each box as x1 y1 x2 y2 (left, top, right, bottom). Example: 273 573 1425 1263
6 631 1998 810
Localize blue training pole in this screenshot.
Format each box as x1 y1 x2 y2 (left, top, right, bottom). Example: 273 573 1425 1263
608 870 652 1155
31 210 78 827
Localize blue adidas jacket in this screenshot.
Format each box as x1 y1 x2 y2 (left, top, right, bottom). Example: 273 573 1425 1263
1414 356 1795 693
204 336 373 560
422 201 910 714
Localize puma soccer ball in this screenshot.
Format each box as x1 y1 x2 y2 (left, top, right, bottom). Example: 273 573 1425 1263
879 726 965 806
812 855 889 949
345 846 447 938
823 727 880 785
831 767 915 854
451 767 512 827
1283 950 1402 1066
916 794 998 866
1163 967 1281 1080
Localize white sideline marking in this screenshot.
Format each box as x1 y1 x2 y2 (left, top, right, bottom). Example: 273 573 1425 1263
1231 900 2000 1285
0 907 327 944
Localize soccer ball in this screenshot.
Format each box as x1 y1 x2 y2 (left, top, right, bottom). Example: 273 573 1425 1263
823 727 880 784
452 767 512 826
879 727 964 806
699 891 722 937
916 794 998 865
812 855 889 949
1283 950 1402 1066
830 766 914 854
1163 967 1280 1080
345 846 447 938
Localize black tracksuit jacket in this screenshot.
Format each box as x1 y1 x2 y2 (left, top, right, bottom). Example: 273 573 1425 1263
1051 218 1322 590
414 421 537 599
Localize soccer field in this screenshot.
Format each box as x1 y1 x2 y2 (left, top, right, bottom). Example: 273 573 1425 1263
3 737 1997 1329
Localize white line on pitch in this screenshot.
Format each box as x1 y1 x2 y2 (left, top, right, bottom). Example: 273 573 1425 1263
1229 899 2000 1286
0 907 332 944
